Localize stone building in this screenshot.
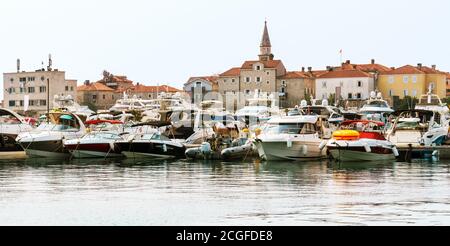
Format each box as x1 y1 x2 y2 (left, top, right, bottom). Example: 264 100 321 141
2 57 77 116
77 81 116 111
184 76 219 104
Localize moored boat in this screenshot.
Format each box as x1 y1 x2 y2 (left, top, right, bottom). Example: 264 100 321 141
253 115 327 161
0 108 33 152
326 120 398 162
16 111 86 158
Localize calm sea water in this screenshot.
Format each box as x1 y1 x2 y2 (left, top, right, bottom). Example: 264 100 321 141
0 156 449 226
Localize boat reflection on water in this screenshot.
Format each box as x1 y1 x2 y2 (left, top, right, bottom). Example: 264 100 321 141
329 159 396 171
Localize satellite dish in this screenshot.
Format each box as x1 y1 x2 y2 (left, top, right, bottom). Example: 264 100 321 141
322 99 329 107
300 100 308 107
370 91 376 98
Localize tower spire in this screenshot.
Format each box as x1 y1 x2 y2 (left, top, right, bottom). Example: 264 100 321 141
259 21 273 61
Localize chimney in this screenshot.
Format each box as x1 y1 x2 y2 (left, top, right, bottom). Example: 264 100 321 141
327 66 333 72
17 59 20 73
84 80 90 85
371 59 375 64
308 67 312 72
346 60 351 64
301 67 305 72
417 63 422 70
432 65 436 70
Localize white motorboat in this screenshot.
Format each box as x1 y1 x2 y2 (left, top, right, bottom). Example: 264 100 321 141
0 108 34 152
64 120 125 158
16 111 87 158
415 88 449 128
359 91 394 123
299 99 344 139
386 110 448 149
53 95 95 119
253 115 327 161
326 120 399 162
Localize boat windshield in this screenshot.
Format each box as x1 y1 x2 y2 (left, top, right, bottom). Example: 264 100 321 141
0 114 21 124
396 121 427 130
418 95 442 105
363 101 389 108
264 123 316 135
85 132 121 140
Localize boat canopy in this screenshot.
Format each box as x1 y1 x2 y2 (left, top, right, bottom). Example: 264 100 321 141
341 120 385 127
267 115 318 124
85 120 123 125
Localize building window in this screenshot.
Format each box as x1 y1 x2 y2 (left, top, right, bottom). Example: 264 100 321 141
29 100 35 106
245 77 251 83
39 86 46 93
267 72 270 75
19 100 24 107
357 81 363 87
19 77 26 82
267 81 270 84
70 86 74 91
224 79 228 83
280 87 286 93
92 95 97 100
10 78 14 84
245 90 250 95
20 87 25 93
322 81 327 88
65 86 69 91
27 77 35 82
255 65 261 71
403 76 409 83
412 76 417 83
348 93 353 99
112 95 114 100
357 93 362 99
412 90 417 97
28 87 35 93
103 95 106 100
8 88 15 94
40 100 47 106
388 76 394 84
256 77 261 83
9 101 15 107
231 79 235 83
404 90 409 96
281 80 287 87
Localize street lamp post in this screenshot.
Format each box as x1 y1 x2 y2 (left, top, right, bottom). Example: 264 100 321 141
47 78 50 120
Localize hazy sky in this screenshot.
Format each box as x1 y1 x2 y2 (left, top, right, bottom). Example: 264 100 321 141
1 0 450 100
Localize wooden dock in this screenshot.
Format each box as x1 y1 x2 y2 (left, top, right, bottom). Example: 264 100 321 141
0 151 27 160
396 145 450 162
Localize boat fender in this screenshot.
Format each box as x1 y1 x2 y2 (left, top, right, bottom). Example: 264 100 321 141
302 145 308 155
432 150 439 157
163 144 167 153
392 146 399 157
319 140 327 150
287 138 293 148
109 142 115 151
363 143 371 153
201 142 212 154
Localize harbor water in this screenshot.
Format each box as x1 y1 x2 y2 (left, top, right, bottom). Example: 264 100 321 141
0 157 449 226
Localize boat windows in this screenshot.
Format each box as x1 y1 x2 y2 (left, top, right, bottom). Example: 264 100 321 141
265 123 316 135
0 114 20 124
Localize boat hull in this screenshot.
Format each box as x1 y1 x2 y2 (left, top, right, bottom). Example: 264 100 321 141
254 140 325 161
65 143 123 158
116 142 186 159
19 140 70 158
329 149 396 162
0 133 23 152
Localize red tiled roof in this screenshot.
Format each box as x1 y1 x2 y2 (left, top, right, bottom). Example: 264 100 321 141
132 84 182 93
380 65 425 75
318 69 372 79
418 66 447 75
77 82 115 92
356 63 392 72
220 67 241 77
277 71 309 79
186 76 218 85
241 60 283 69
